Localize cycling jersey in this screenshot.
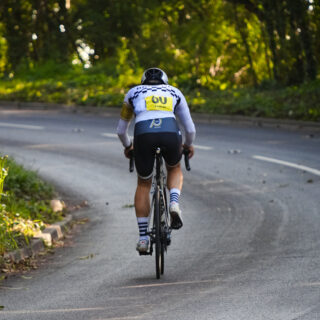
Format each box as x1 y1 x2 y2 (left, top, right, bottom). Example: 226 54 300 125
117 84 196 148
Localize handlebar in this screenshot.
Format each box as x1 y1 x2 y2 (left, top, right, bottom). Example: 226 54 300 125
183 149 191 171
129 150 134 172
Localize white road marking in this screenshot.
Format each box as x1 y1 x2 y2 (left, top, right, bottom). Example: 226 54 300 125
101 132 212 150
0 122 44 130
0 306 147 315
253 155 320 176
299 282 320 287
120 279 218 289
101 133 119 138
194 145 213 150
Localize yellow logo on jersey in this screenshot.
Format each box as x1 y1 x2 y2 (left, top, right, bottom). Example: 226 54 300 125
120 102 134 121
145 96 173 112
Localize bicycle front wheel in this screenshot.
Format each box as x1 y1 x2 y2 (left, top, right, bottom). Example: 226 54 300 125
154 186 162 279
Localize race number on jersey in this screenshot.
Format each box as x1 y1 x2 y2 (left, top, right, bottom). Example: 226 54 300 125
145 96 173 112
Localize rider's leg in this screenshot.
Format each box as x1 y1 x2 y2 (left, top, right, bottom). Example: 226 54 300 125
135 176 152 217
166 163 184 229
135 177 152 250
167 163 183 191
167 163 183 204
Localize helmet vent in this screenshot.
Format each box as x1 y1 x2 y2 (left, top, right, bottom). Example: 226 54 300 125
141 68 168 85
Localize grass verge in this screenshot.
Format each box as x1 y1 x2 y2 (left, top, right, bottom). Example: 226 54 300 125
0 63 319 121
187 81 320 121
0 155 64 265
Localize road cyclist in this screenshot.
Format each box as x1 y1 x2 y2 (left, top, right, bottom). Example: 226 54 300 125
117 67 196 258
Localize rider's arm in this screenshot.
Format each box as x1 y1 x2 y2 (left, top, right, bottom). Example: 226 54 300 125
117 101 134 148
174 90 196 146
117 119 131 147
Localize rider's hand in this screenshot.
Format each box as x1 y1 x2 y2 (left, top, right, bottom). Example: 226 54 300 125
183 144 194 159
124 143 133 159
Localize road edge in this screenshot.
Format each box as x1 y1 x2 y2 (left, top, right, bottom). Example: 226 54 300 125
0 100 319 132
3 214 73 264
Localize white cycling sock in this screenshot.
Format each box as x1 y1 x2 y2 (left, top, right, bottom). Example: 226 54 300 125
170 188 181 205
137 217 149 240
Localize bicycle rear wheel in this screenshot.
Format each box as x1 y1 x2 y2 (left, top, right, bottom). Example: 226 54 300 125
154 186 162 279
160 241 165 275
160 193 166 275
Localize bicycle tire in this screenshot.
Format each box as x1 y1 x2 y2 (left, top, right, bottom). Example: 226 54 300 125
160 241 165 274
160 192 166 275
154 185 161 279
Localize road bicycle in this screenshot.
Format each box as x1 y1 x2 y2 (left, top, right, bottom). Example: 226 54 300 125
129 148 190 279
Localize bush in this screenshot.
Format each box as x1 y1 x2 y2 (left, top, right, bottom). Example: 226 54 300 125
0 63 319 121
0 156 62 256
188 80 320 121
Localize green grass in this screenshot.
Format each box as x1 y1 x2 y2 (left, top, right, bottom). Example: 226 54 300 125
0 156 63 257
0 62 319 121
187 81 320 121
0 62 134 107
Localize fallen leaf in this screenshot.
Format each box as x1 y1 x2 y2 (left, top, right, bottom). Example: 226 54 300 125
307 179 313 183
47 248 55 254
21 276 32 280
76 218 89 225
0 286 27 290
79 254 95 260
80 200 89 207
122 204 134 208
0 306 4 310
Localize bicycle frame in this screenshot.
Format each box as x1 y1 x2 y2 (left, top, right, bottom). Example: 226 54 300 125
129 145 191 278
147 148 171 252
138 148 170 278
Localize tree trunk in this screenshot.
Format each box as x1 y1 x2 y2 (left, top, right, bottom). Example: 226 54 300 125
297 1 317 80
262 0 280 82
260 23 272 80
233 4 258 86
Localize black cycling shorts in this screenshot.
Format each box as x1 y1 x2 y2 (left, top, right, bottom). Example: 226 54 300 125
134 118 182 179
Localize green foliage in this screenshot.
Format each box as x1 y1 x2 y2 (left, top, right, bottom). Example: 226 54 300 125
0 156 62 256
0 156 17 254
0 64 319 121
0 0 318 87
0 156 8 203
0 23 7 77
0 0 71 70
0 62 140 107
0 0 319 119
189 80 320 121
0 211 18 255
4 157 54 202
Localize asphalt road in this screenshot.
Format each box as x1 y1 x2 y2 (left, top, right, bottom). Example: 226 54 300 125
0 108 320 320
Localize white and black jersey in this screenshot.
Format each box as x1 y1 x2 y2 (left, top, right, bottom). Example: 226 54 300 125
117 84 196 148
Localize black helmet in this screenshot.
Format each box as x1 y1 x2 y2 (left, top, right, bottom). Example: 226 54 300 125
141 68 168 85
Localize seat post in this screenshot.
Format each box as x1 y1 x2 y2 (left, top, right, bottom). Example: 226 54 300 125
155 148 161 181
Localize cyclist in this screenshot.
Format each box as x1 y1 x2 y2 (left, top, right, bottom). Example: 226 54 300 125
117 68 196 253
